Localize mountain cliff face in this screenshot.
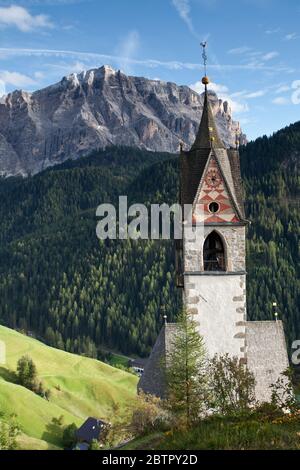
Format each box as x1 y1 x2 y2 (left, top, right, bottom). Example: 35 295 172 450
0 65 246 176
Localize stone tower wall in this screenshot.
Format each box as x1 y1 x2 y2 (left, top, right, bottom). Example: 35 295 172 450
184 225 246 273
183 224 247 360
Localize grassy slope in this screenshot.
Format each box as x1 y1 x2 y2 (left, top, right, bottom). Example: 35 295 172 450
0 325 138 448
124 418 300 450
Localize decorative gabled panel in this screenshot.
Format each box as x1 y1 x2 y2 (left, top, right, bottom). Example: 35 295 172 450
193 156 240 223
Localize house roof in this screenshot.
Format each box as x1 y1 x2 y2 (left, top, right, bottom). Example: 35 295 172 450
246 321 289 403
138 323 178 399
130 358 148 368
75 417 107 443
227 148 246 219
180 147 210 207
139 321 290 403
75 442 89 451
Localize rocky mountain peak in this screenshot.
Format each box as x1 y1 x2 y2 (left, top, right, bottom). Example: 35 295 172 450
64 65 117 88
0 65 246 177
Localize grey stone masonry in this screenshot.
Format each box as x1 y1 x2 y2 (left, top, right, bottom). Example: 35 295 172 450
183 225 246 273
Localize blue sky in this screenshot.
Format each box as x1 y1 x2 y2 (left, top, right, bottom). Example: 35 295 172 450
0 0 299 140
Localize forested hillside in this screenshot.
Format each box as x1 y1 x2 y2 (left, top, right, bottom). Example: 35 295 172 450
241 122 300 346
0 147 180 357
0 122 299 358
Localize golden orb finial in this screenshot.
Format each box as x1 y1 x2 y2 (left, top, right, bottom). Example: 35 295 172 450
202 76 210 85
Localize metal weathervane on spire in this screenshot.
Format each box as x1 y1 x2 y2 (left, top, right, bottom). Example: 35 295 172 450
200 41 210 87
200 41 214 146
201 41 207 75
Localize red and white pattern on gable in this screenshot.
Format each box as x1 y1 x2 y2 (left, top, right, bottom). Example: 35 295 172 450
193 156 240 223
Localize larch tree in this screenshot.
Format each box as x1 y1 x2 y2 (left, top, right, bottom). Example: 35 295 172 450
165 308 208 426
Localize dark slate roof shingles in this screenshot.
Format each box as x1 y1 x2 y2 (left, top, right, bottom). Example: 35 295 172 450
180 87 246 219
75 417 107 443
138 323 178 399
180 148 210 207
191 89 225 151
227 149 246 218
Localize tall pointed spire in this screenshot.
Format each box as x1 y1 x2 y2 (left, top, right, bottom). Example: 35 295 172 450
191 87 225 150
191 43 225 151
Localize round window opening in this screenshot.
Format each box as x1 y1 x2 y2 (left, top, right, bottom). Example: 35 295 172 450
209 202 220 213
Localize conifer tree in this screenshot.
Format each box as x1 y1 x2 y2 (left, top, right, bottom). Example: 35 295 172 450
16 355 37 391
165 308 207 426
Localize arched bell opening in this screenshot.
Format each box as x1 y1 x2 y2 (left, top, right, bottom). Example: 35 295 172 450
203 231 226 272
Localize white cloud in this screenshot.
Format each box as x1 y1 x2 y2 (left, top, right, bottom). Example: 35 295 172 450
34 70 45 80
227 46 252 55
262 51 279 61
228 48 280 65
116 30 140 74
230 90 248 98
118 31 140 71
0 79 5 97
243 90 266 99
191 80 229 95
0 47 293 74
0 0 88 4
272 96 290 105
172 0 199 38
230 89 267 99
238 117 252 125
226 99 249 114
46 60 89 76
119 31 139 62
189 80 249 115
291 80 300 105
0 5 53 32
265 28 280 34
208 82 229 94
275 85 290 94
284 32 299 41
0 70 36 87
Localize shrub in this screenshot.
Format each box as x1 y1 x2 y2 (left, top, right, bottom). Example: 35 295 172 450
62 423 78 449
0 414 20 450
270 367 299 413
207 354 256 415
253 401 284 421
89 439 102 450
130 392 170 436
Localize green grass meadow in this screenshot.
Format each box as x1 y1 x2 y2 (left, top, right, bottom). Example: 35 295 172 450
0 325 138 449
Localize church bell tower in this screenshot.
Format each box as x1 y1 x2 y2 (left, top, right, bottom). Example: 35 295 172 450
138 45 289 403
177 46 248 362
